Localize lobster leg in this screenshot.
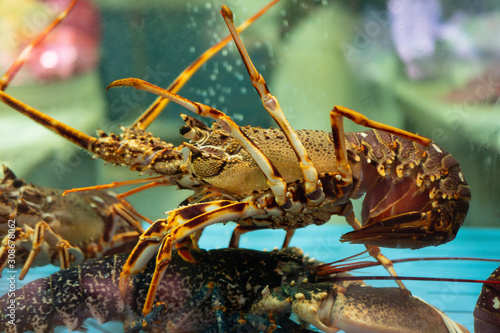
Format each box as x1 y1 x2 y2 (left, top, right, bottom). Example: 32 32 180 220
220 6 324 205
111 198 149 231
0 224 83 280
229 225 295 249
19 222 84 279
229 225 268 248
125 303 167 333
108 231 141 248
328 104 431 182
62 175 169 196
340 196 409 292
119 200 266 315
331 105 432 147
0 228 25 275
84 231 141 261
108 199 151 230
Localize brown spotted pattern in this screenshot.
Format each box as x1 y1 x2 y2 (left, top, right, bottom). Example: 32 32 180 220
0 247 313 332
185 122 470 249
341 130 471 249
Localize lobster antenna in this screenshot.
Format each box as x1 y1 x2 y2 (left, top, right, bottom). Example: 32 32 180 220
0 0 79 91
320 274 500 285
0 90 96 151
0 0 97 151
132 0 281 130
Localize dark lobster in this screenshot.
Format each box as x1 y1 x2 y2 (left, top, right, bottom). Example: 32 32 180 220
0 247 469 333
474 265 500 332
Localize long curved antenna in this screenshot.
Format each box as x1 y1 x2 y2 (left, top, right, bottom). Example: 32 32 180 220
0 90 96 150
132 0 281 130
0 0 79 91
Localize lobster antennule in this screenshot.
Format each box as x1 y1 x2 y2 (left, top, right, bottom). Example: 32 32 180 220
0 90 97 152
132 0 281 131
0 89 187 176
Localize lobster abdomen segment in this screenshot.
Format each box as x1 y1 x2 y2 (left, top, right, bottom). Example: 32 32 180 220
0 256 126 333
342 130 471 249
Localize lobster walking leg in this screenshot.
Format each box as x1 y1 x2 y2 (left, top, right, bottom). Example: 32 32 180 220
229 225 267 248
0 223 84 280
221 6 324 204
229 226 295 248
18 221 83 279
119 200 266 315
328 104 431 182
331 105 431 147
0 228 25 274
342 207 407 291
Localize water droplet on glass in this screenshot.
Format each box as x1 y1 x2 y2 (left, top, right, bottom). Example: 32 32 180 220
234 72 244 81
233 113 244 122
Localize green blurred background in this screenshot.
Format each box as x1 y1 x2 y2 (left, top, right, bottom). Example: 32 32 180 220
1 0 499 228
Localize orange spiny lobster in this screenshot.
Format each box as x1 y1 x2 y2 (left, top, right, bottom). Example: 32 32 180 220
0 0 470 317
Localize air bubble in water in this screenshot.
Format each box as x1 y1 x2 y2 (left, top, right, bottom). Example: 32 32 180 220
233 113 244 122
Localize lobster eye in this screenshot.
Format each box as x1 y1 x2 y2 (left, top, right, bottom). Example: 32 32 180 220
179 125 196 140
12 179 25 188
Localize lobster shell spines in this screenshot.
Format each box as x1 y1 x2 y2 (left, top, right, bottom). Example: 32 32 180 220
342 130 470 249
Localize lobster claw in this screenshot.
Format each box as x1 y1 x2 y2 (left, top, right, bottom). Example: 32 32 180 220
340 210 464 250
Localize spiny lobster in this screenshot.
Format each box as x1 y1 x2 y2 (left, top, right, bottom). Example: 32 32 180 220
474 264 500 332
0 0 470 317
0 164 146 279
0 247 470 333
